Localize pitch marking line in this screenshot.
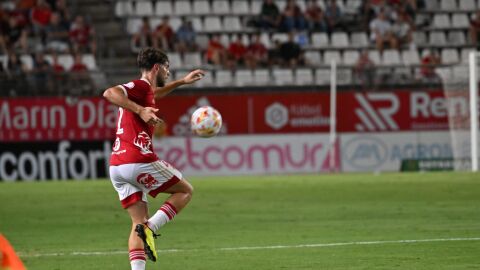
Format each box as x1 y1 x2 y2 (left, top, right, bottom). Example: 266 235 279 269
19 237 480 258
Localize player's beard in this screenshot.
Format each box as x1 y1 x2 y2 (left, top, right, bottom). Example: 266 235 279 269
157 73 166 87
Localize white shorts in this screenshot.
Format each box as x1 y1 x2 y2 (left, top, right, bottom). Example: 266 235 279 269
109 160 182 209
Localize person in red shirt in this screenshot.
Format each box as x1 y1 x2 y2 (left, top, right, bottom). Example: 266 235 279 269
153 16 174 51
245 33 268 69
103 47 204 270
205 34 227 66
227 34 247 68
30 0 52 37
69 15 96 55
470 10 480 46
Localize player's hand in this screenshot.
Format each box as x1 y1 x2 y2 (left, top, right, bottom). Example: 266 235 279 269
139 107 163 126
182 69 205 84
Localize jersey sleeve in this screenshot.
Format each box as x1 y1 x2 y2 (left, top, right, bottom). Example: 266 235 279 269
118 81 145 101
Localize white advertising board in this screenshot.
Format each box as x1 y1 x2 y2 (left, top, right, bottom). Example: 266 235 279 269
153 134 337 176
340 131 455 172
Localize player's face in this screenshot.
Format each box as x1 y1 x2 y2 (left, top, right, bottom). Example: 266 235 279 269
157 62 170 85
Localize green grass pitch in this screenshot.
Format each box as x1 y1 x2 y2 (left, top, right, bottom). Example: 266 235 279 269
0 172 479 270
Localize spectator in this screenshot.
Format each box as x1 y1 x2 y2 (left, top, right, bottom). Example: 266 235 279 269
205 34 227 66
45 12 70 53
369 10 394 52
470 10 480 46
131 17 154 53
175 17 197 53
5 51 29 95
245 33 268 69
227 34 247 68
69 15 96 55
32 51 53 95
30 0 52 41
54 0 71 29
354 50 376 89
50 52 66 94
281 0 307 32
70 53 94 95
391 13 412 49
279 32 303 67
419 49 441 83
324 0 344 33
258 0 281 30
153 16 175 51
305 0 327 32
268 39 282 66
1 15 29 53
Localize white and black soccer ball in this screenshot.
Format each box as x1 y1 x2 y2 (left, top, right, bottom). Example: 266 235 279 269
190 106 222 138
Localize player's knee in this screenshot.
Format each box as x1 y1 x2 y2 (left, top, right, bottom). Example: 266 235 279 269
181 179 194 200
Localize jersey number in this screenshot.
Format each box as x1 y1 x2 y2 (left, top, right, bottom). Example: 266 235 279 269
116 108 124 134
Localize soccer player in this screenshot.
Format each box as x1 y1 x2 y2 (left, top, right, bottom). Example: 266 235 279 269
103 47 204 270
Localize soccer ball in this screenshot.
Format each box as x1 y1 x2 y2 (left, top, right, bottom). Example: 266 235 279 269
190 106 222 137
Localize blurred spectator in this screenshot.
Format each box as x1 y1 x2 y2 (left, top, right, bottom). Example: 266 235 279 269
69 15 96 55
227 34 247 68
279 32 303 67
54 0 71 29
305 0 327 32
50 52 65 94
281 0 307 32
175 17 197 53
1 15 29 53
324 0 344 33
32 51 53 95
268 39 282 66
245 33 268 69
153 16 175 51
45 12 70 53
470 10 480 46
391 13 412 49
258 0 281 30
419 49 441 83
30 0 52 41
4 51 28 96
354 50 376 89
369 10 394 52
131 17 154 53
70 53 94 95
205 34 227 66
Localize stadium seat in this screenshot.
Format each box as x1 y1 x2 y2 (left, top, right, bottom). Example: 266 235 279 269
253 69 271 85
204 16 223 32
323 50 342 65
305 51 322 66
191 17 203 31
224 16 242 32
155 1 173 16
193 0 210 15
168 17 182 31
215 70 233 86
441 48 460 64
115 1 133 17
0 55 7 70
425 0 440 10
368 50 381 65
337 68 352 85
195 34 210 49
174 0 192 15
20 54 33 70
250 0 262 14
276 0 287 11
134 1 153 16
429 31 447 46
82 54 97 70
315 68 331 85
452 65 469 79
260 32 271 48
126 18 142 35
219 33 230 46
272 33 289 43
331 32 349 47
459 0 476 11
295 68 314 85
168 52 183 69
448 31 466 46
451 14 470 28
231 1 250 15
272 69 295 86
413 31 427 46
440 0 458 10
393 67 412 83
195 70 214 87
460 48 475 62
402 49 421 65
58 54 74 70
432 14 451 29
382 49 401 66
435 66 452 81
212 0 231 14
234 69 254 87
343 50 360 66
311 33 329 48
350 32 369 47
183 52 202 67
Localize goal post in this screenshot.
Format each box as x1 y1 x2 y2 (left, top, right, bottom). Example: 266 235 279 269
469 52 479 172
329 59 337 172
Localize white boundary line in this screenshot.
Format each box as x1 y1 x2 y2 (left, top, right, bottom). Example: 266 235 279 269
18 237 480 258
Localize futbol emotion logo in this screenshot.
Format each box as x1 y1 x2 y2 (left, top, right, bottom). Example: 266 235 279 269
265 102 288 130
136 173 158 188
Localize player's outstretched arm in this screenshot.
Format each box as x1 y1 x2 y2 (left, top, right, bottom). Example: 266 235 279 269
103 86 163 125
154 69 205 99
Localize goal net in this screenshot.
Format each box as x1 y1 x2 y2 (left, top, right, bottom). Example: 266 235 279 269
440 51 479 171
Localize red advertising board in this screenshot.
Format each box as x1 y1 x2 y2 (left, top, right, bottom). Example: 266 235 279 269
1 89 473 142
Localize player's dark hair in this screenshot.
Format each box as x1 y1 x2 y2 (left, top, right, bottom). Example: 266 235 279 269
137 47 169 70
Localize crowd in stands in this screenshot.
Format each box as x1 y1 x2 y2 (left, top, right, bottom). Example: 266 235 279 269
0 0 96 96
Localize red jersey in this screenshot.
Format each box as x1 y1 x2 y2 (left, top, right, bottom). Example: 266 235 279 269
110 79 159 166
